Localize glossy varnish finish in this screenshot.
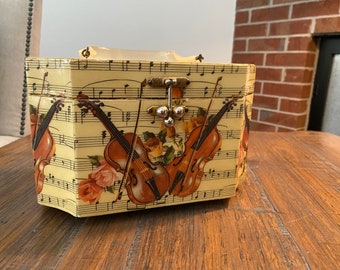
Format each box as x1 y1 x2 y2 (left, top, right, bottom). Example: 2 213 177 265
0 131 339 269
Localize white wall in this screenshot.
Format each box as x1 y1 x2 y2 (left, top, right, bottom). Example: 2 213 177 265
40 0 236 63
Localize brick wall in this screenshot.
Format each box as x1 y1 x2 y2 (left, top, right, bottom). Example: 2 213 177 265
232 0 340 131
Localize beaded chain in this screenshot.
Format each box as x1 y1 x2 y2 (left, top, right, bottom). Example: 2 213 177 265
20 0 34 135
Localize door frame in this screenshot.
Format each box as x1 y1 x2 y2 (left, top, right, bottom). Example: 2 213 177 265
308 35 340 131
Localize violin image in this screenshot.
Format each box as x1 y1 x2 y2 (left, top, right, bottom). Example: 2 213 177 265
167 96 238 197
77 93 170 205
31 99 64 194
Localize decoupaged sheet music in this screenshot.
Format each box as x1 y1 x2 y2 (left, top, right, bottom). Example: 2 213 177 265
26 50 255 217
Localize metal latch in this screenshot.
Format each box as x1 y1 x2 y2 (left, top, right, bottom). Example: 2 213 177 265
147 77 190 127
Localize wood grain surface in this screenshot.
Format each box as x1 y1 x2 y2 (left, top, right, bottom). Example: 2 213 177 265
0 131 339 269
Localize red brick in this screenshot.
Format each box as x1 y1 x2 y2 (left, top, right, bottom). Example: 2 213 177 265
232 53 264 65
285 68 313 83
235 10 249 24
250 121 276 131
254 81 262 94
236 0 270 10
233 39 246 52
270 20 312 35
266 53 316 67
234 23 268 38
315 16 340 33
288 36 317 51
256 67 282 81
263 82 311 98
253 95 279 109
251 108 259 120
251 6 290 22
259 110 307 128
280 98 309 113
248 38 285 51
292 0 340 18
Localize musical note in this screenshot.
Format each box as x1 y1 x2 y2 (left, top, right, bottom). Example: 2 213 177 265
80 108 87 124
124 84 129 94
202 168 236 180
149 61 154 73
237 104 244 118
151 115 156 124
204 87 209 97
232 65 239 73
66 106 71 122
159 62 169 73
221 65 225 73
108 60 113 71
125 111 131 124
187 66 191 76
73 139 79 149
107 111 112 121
226 130 234 139
122 60 130 71
83 60 88 69
101 130 107 144
200 67 205 76
218 86 223 96
58 134 65 145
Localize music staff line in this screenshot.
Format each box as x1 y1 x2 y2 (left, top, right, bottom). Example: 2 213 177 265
48 153 237 180
28 82 251 99
26 58 251 75
51 129 241 150
38 187 232 216
42 168 236 203
44 173 77 193
36 104 245 126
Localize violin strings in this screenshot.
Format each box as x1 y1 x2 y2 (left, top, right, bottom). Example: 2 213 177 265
173 76 223 192
32 72 48 150
116 79 156 197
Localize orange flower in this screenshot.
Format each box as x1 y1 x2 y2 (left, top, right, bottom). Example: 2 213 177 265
78 178 103 204
90 160 119 187
166 126 176 138
182 117 199 135
144 137 163 159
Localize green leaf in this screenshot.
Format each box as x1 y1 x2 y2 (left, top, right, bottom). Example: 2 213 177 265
143 131 156 141
158 129 167 143
163 146 175 165
197 107 206 117
105 186 114 193
87 155 103 167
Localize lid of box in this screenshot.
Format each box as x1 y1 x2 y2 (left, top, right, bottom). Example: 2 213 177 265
26 47 255 100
